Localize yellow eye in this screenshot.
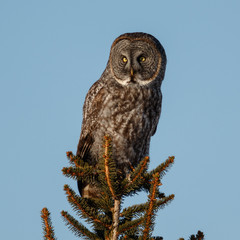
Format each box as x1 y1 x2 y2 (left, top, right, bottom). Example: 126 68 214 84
139 56 146 62
122 57 128 63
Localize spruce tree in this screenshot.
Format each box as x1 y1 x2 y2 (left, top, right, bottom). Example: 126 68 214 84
41 136 204 239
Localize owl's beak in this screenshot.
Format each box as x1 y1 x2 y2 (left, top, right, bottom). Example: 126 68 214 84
130 67 134 77
130 67 135 83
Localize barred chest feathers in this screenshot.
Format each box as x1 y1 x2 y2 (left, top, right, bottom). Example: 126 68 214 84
90 83 162 170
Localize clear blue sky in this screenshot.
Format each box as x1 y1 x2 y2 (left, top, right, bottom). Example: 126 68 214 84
1 1 240 239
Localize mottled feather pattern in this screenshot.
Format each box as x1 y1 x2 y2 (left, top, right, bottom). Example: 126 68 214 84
76 32 166 198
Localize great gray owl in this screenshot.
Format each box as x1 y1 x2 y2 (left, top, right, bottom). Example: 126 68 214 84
77 32 167 198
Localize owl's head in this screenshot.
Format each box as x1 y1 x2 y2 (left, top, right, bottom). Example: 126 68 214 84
109 32 166 86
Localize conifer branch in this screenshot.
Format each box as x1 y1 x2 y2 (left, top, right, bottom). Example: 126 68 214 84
156 194 175 209
118 217 144 234
64 184 111 229
121 203 147 219
147 156 175 180
131 156 149 184
123 156 150 194
178 230 205 240
66 151 86 168
61 211 99 240
66 151 74 160
66 151 79 167
189 230 204 240
142 172 161 240
121 194 174 224
62 166 94 181
41 208 56 240
62 166 83 180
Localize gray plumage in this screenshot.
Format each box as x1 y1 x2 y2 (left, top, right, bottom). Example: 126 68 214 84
77 32 167 198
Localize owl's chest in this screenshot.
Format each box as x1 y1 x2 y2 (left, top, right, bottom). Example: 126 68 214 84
99 87 157 136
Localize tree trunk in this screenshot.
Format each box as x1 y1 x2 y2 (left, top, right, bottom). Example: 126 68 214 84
111 199 120 240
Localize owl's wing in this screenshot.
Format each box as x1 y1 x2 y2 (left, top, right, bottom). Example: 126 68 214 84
76 134 93 159
151 93 162 136
76 81 106 197
76 81 106 160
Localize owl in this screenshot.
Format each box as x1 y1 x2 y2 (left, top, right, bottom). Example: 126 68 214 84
77 32 167 198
